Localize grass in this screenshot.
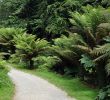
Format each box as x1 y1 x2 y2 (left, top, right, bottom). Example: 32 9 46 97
0 68 14 100
19 67 98 100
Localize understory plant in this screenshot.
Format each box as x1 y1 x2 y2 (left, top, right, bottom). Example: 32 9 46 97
96 85 110 100
0 28 25 59
12 33 49 69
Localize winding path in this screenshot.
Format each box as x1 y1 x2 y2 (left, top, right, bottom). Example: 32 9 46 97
8 69 75 100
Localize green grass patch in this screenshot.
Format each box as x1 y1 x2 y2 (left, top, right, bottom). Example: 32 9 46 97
0 68 14 100
20 68 98 100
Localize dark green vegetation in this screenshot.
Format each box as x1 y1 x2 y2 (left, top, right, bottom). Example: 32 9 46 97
0 0 110 100
0 61 14 100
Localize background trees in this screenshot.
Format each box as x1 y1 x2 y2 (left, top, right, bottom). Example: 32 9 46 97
0 0 26 27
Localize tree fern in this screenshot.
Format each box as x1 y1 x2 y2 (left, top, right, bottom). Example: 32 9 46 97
69 5 109 47
13 33 49 69
93 36 110 75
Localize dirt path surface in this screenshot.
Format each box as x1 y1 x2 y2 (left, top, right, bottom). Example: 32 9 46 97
8 69 76 100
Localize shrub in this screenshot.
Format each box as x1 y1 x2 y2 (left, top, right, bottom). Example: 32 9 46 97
33 56 61 70
96 85 110 100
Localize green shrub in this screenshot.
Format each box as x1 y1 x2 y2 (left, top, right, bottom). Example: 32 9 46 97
80 54 95 72
33 56 61 70
96 85 110 100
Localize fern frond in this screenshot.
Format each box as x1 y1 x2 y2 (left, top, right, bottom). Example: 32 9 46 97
72 45 92 54
106 59 110 75
93 43 110 55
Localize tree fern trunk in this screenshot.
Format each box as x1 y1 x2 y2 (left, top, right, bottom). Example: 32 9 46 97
96 61 107 88
79 65 85 81
29 59 34 70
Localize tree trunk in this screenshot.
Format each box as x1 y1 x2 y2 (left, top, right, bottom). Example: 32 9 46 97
96 60 107 88
79 65 85 81
29 59 34 69
10 45 16 54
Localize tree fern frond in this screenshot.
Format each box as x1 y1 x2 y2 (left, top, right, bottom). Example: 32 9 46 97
94 53 108 62
72 45 92 54
93 43 110 55
106 59 110 75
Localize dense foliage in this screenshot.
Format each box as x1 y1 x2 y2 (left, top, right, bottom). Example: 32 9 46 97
0 0 110 99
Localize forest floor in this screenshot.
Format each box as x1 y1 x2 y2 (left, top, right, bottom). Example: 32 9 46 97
8 69 75 100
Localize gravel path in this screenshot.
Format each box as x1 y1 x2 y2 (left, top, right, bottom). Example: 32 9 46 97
8 69 75 100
